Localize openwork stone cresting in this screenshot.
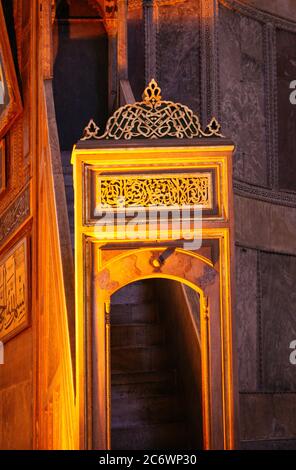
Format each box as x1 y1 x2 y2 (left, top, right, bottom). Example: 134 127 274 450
81 79 224 140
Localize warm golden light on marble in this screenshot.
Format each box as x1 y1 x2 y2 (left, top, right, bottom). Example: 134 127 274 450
72 139 235 450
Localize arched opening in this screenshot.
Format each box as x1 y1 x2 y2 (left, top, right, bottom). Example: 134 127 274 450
110 277 203 450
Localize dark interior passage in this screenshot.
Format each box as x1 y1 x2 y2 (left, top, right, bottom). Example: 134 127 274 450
110 278 203 450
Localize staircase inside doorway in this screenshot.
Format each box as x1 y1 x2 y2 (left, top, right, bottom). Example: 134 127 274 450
110 279 203 450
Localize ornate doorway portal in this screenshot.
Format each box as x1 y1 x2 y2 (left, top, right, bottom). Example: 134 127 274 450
72 80 237 449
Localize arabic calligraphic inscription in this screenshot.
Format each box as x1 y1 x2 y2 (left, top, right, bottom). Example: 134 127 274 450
0 238 29 342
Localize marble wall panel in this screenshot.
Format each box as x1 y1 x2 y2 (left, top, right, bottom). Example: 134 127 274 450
277 28 296 192
235 246 258 391
0 380 32 449
240 393 296 441
157 0 201 114
260 251 296 391
219 4 267 185
234 195 296 254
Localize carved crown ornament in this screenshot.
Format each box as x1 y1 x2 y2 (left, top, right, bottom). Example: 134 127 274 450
81 79 224 141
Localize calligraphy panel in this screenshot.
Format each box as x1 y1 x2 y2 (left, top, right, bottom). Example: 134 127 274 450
0 238 29 342
96 173 213 210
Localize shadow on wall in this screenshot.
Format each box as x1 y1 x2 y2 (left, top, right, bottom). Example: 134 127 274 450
156 279 203 449
53 0 108 150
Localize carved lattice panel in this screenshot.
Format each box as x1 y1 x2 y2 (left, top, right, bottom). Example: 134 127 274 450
95 172 213 210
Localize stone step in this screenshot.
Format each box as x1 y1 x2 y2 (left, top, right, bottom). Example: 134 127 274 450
111 324 164 348
111 346 170 373
111 370 176 398
111 302 159 325
111 422 189 450
112 370 176 386
111 394 180 428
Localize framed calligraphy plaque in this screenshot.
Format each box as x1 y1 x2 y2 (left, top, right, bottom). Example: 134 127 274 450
0 237 30 342
0 2 22 137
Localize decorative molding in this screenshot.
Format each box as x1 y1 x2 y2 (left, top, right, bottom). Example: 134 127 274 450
96 172 213 209
82 79 223 140
0 237 29 343
269 26 279 191
0 4 27 215
219 0 296 32
263 22 277 189
40 0 53 78
0 186 30 245
256 250 263 391
235 241 296 259
233 180 296 208
200 0 220 125
0 2 23 138
13 0 23 69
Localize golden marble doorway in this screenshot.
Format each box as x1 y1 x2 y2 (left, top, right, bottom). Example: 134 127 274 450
83 241 236 450
71 81 237 449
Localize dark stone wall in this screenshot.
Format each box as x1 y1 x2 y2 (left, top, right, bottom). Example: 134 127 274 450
157 0 201 115
217 1 296 449
53 3 108 150
128 6 145 101
135 0 296 449
219 6 267 185
260 252 296 392
236 248 296 394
